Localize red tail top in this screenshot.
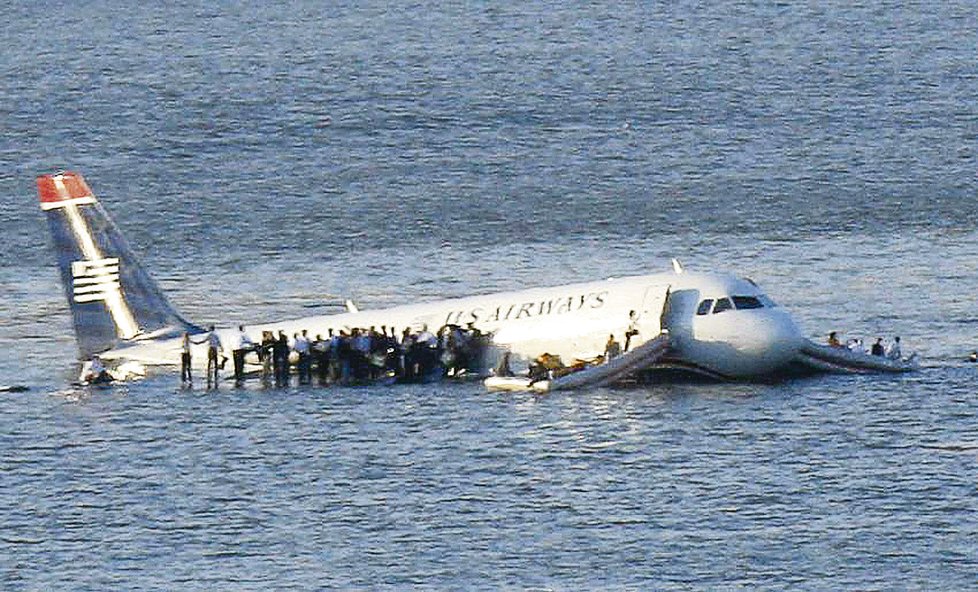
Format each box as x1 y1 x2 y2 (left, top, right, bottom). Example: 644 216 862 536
37 171 94 204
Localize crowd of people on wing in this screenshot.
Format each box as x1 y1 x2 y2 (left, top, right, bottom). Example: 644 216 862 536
180 322 489 388
826 331 903 360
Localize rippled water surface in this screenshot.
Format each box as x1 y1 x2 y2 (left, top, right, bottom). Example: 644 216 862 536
1 1 977 589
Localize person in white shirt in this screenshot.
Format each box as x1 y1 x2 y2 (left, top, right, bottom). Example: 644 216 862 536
82 354 112 384
293 329 311 384
886 336 902 360
415 325 437 377
328 329 342 382
624 310 641 352
416 325 436 348
195 325 223 388
181 332 193 385
232 325 254 385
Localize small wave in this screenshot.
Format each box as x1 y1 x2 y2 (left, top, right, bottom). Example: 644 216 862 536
920 441 978 453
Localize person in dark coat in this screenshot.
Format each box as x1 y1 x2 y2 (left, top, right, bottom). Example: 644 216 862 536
273 331 290 386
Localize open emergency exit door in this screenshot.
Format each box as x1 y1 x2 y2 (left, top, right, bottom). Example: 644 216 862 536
660 286 699 350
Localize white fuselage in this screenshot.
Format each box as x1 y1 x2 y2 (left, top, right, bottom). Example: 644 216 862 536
105 270 805 379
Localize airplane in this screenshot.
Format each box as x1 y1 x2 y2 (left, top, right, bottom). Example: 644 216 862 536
36 171 908 383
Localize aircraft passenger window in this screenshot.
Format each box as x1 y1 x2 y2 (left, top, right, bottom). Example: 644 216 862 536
712 298 733 314
696 299 714 316
732 296 763 310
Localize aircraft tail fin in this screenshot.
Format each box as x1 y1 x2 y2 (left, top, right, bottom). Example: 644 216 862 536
37 172 200 359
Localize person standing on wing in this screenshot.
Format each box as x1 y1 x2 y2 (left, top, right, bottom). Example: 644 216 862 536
273 331 290 386
294 329 311 384
232 325 254 386
196 325 223 389
181 332 193 386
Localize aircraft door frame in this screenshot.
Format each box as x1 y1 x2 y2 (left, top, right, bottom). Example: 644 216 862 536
636 284 671 341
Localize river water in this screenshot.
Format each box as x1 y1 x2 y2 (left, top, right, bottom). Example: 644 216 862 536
1 1 976 589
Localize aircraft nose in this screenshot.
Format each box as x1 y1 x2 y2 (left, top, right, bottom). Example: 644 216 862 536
686 307 806 377
751 310 804 365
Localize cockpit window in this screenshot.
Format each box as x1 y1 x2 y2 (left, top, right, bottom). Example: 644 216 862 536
712 298 733 314
696 299 714 315
732 296 763 310
758 294 777 308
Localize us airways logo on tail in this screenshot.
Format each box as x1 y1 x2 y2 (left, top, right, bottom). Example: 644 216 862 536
71 257 122 303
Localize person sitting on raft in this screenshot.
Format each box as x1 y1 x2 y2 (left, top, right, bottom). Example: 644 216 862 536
494 352 514 377
528 352 564 384
82 355 113 384
827 331 842 348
